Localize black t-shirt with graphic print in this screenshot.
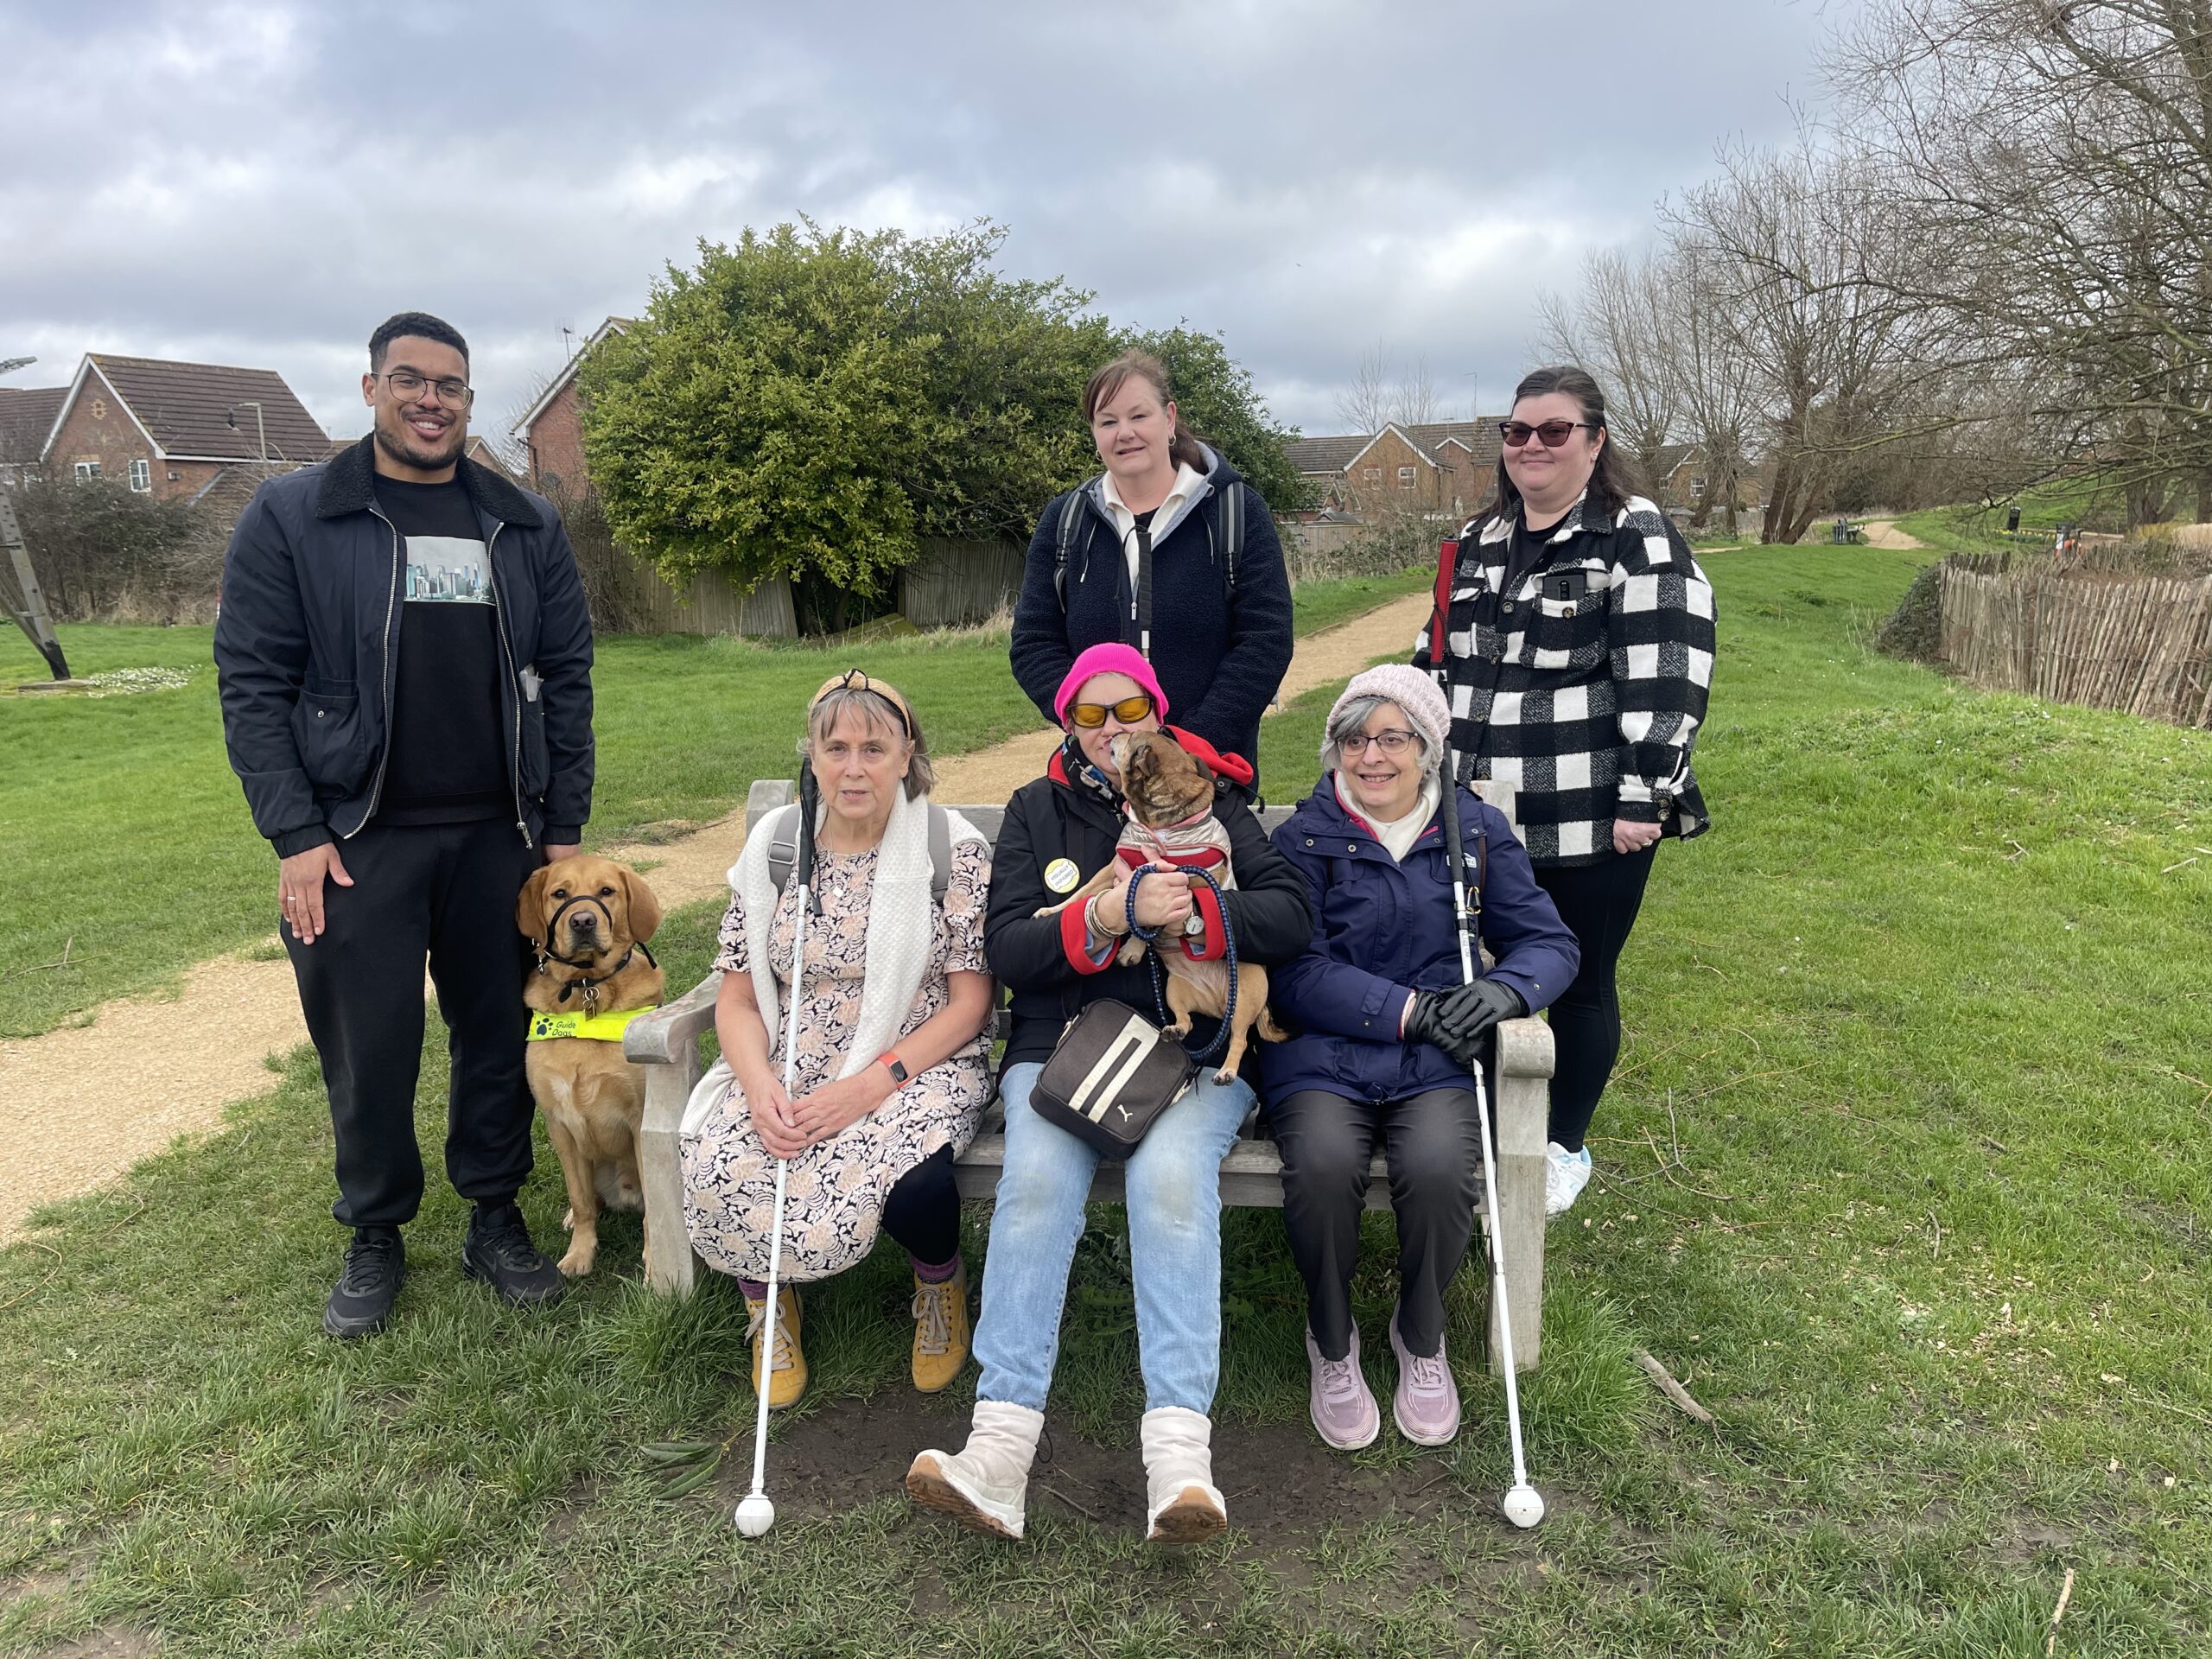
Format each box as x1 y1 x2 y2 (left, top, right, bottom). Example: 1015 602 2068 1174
371 474 509 826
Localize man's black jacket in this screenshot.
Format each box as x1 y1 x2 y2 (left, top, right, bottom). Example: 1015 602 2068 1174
213 436 594 857
984 746 1313 1073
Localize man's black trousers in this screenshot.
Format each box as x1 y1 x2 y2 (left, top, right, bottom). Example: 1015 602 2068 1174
285 819 539 1229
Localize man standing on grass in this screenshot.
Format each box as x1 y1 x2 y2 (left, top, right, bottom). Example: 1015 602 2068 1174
214 312 595 1338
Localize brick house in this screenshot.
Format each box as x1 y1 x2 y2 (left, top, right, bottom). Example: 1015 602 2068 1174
0 386 67 490
512 317 630 495
39 354 328 502
1286 420 1505 520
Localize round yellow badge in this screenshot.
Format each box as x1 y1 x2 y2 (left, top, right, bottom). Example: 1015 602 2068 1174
1045 858 1081 894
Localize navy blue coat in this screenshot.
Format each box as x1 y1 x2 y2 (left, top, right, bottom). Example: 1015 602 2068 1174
1009 451 1293 776
213 437 594 857
1262 775 1581 1108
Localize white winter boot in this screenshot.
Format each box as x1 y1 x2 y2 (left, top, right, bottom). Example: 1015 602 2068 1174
906 1400 1044 1541
1141 1406 1227 1543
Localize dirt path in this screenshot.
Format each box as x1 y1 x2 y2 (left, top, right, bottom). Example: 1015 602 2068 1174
0 590 1429 1242
1860 518 1927 550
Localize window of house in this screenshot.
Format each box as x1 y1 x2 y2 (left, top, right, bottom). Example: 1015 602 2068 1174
73 460 101 483
1397 466 1415 487
1362 467 1382 483
129 458 151 493
1690 475 1707 500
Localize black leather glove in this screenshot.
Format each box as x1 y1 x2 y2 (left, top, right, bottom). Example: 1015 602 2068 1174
1403 990 1452 1051
1433 979 1527 1045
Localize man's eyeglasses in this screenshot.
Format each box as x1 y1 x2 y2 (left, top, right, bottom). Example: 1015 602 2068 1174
1499 419 1594 449
1067 693 1155 728
1339 729 1417 757
379 371 475 407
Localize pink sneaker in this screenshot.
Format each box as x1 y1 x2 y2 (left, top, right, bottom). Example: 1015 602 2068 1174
1389 1313 1461 1446
1306 1327 1380 1450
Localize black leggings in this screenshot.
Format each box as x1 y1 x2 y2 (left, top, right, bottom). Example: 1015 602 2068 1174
1532 843 1656 1154
737 1145 960 1295
879 1144 962 1267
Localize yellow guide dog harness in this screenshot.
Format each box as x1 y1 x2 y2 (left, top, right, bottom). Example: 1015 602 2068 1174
528 1007 652 1043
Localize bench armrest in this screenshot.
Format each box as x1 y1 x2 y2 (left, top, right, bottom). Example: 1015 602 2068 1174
625 972 723 1066
1496 1014 1554 1081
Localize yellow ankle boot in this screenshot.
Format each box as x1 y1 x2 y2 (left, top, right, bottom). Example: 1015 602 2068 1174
910 1261 970 1394
746 1285 806 1408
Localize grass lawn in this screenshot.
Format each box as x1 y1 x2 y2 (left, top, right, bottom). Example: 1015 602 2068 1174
3 543 2208 1655
0 570 1422 1041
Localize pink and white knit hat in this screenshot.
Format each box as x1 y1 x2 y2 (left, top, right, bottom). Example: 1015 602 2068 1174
1323 663 1452 770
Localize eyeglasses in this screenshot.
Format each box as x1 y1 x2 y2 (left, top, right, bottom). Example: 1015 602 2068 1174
1499 419 1594 449
1339 729 1417 757
379 370 475 407
1067 693 1155 728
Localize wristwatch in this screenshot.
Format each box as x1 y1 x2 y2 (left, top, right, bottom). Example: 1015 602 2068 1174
878 1052 910 1084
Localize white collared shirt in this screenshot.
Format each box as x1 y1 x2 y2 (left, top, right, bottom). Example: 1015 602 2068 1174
1101 461 1209 590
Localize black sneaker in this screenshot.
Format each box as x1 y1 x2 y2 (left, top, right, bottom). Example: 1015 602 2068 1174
461 1203 565 1306
324 1226 405 1338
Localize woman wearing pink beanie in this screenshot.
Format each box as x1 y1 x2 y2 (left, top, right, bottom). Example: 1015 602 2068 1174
907 649 1310 1543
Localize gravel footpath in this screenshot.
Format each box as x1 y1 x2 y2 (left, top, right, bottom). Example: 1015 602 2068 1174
0 591 1428 1239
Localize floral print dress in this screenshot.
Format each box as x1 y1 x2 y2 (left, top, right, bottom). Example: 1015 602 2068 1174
679 838 993 1283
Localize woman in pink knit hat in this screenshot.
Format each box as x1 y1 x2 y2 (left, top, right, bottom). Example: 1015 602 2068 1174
907 644 1311 1544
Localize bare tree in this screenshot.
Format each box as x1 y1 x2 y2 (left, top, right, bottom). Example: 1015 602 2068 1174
1336 344 1396 435
1832 0 2212 525
1395 356 1442 428
1540 248 1683 487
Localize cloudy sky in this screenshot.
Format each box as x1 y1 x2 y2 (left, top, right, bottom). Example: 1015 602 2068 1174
2 0 1837 447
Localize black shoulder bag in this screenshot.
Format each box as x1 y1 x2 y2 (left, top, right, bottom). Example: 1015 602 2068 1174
1031 866 1237 1160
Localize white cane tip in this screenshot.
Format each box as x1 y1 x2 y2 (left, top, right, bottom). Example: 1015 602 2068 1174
734 1494 776 1537
1503 1484 1545 1529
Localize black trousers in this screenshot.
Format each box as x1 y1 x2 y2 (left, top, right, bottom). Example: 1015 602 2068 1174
1272 1087 1483 1361
1532 842 1657 1153
284 818 539 1229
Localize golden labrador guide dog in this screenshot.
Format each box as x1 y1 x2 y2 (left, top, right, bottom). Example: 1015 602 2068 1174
516 856 666 1277
1038 730 1287 1081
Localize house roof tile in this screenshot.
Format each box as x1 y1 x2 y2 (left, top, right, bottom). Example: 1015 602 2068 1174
86 354 329 462
0 387 67 465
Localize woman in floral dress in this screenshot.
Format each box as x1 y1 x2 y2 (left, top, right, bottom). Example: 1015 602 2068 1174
680 672 995 1406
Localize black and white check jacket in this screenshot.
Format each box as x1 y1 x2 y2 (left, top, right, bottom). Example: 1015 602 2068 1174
1413 492 1715 867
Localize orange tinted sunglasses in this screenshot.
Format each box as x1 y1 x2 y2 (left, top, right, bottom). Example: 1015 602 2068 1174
1067 693 1156 728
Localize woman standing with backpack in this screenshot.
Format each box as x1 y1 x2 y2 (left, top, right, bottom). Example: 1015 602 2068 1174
1010 351 1294 790
1416 366 1716 1216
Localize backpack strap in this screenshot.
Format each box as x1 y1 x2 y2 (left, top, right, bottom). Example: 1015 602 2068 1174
1217 480 1243 593
928 804 951 906
1052 486 1090 609
765 803 802 896
771 799 952 908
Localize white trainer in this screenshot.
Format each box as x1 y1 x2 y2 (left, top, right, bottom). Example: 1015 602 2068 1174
906 1400 1043 1541
1544 1142 1593 1216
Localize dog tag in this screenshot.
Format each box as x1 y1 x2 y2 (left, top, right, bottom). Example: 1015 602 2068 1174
1045 858 1081 893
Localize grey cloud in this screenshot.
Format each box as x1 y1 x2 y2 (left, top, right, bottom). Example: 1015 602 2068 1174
1 0 1832 442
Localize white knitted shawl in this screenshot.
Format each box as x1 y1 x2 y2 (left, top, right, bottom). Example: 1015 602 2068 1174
732 785 983 1085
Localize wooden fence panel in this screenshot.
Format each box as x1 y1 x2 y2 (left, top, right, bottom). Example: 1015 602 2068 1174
1937 560 2212 728
897 537 1026 629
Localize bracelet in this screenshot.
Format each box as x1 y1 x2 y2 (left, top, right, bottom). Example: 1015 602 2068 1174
1087 893 1120 939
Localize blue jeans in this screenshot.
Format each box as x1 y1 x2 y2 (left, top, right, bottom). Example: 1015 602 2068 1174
973 1060 1253 1414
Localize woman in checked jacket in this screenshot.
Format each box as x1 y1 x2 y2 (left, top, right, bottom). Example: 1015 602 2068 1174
1414 365 1715 1215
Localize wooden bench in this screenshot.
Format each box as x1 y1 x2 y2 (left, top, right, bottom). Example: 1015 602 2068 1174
626 779 1555 1373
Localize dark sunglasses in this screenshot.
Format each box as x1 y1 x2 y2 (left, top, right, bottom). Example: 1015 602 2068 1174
1500 418 1597 449
1067 693 1155 729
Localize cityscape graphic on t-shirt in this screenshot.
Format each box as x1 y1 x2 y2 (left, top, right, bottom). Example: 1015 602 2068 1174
402 535 498 605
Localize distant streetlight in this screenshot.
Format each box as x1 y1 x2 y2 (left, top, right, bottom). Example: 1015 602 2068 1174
226 401 267 463
0 355 35 378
